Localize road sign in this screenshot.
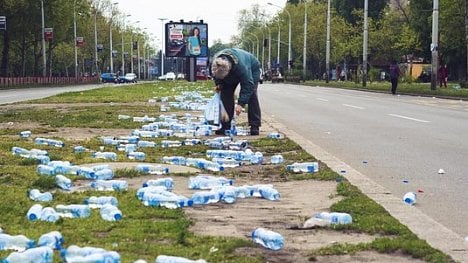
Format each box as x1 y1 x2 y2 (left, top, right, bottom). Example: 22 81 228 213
96 44 103 52
76 37 84 47
0 16 6 30
44 28 53 41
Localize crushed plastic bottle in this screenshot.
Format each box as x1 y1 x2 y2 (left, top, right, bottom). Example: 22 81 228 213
212 157 241 168
90 180 128 192
161 140 182 148
137 140 156 148
73 146 88 153
2 246 53 263
37 165 56 176
142 178 173 190
403 192 417 205
60 245 120 263
267 132 281 139
188 175 233 190
286 162 319 173
191 191 221 205
100 204 122 221
314 212 353 225
39 207 60 222
55 174 72 191
136 186 168 200
270 154 284 164
155 255 207 263
19 130 32 138
76 167 97 179
34 138 64 148
83 196 118 209
0 233 35 252
56 204 91 218
27 204 43 221
127 151 146 161
162 156 186 165
258 186 280 201
92 152 117 161
135 164 169 175
29 189 53 202
38 231 63 250
141 192 191 209
213 185 237 204
251 227 284 250
94 169 114 180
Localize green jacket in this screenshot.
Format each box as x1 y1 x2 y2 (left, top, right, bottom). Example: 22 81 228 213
212 48 260 106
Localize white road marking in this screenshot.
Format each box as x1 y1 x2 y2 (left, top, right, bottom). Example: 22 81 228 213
317 98 329 102
388 113 430 123
342 104 365 110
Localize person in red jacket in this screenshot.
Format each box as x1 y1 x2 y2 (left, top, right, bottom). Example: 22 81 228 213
438 64 448 88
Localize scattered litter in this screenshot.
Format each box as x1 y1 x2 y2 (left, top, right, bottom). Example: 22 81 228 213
209 246 219 253
438 168 445 174
403 192 417 205
402 179 409 184
417 189 424 193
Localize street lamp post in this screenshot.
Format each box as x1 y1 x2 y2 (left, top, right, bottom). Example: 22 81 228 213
275 19 281 66
94 7 99 75
131 21 140 74
41 0 46 77
430 0 439 90
268 2 291 73
73 0 78 78
303 1 307 79
109 2 118 73
121 14 131 75
157 18 167 76
362 0 369 87
247 32 259 59
325 0 331 83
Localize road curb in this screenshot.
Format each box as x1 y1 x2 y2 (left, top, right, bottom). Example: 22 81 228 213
263 114 468 262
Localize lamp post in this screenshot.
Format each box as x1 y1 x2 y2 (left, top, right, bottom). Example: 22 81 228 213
131 21 140 74
94 6 99 75
40 0 46 77
362 0 369 87
73 0 78 78
109 2 118 73
302 1 307 79
275 19 281 66
121 14 131 75
246 32 259 59
430 0 439 90
268 2 291 73
325 0 331 83
157 18 167 76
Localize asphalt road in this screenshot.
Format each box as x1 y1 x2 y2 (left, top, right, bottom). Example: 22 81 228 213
259 83 468 238
0 84 105 105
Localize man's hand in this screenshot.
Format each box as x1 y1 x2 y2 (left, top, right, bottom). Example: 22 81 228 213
235 104 243 116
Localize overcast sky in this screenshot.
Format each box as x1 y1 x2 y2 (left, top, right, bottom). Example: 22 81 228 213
113 0 287 48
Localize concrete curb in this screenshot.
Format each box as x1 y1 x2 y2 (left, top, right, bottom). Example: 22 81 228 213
263 114 468 262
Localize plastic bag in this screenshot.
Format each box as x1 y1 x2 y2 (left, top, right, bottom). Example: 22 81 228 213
204 92 229 126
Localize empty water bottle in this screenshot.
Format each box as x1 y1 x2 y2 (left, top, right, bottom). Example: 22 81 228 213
162 156 186 166
250 152 264 165
83 196 118 209
100 204 122 221
286 162 319 173
214 185 237 204
11 147 30 157
76 167 96 179
19 130 32 138
314 212 353 225
0 233 35 251
101 137 119 145
270 154 284 164
137 140 156 148
188 175 233 190
267 132 281 139
73 146 88 153
142 178 173 190
2 246 53 263
38 231 63 250
60 245 106 260
135 164 169 175
161 140 182 148
258 186 280 201
48 161 73 174
29 189 53 202
212 157 241 168
56 204 91 218
236 186 253 198
403 192 416 205
40 207 60 222
61 248 120 263
94 169 114 180
155 255 207 263
251 227 284 250
141 193 187 209
55 175 72 191
27 204 43 221
191 191 221 205
183 138 202 146
37 165 55 176
127 151 145 161
228 140 248 151
118 114 131 120
136 186 167 200
90 180 128 192
92 152 117 161
116 143 137 153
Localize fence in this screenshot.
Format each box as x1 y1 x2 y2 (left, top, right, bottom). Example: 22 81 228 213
0 76 99 89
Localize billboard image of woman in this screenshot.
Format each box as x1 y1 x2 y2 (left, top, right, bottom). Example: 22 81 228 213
187 27 201 56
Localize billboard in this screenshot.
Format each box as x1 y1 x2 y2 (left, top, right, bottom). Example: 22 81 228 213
165 22 208 57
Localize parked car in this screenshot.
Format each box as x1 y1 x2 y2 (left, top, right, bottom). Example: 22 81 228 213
101 73 118 83
120 73 137 83
158 72 176 81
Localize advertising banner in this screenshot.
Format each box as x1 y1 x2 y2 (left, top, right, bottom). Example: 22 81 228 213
165 22 208 58
44 28 53 41
76 37 84 47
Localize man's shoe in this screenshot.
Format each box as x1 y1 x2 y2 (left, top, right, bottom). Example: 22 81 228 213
250 127 259 136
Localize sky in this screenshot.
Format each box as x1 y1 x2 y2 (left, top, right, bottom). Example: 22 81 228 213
113 0 287 48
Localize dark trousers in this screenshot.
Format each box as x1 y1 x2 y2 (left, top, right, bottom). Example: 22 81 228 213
391 78 398 94
220 83 261 131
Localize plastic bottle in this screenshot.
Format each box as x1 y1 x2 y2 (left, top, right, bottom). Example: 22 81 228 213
118 114 131 120
19 130 32 138
94 169 114 180
127 151 146 161
61 248 120 263
142 178 173 190
56 204 91 218
136 186 167 201
251 227 284 250
188 175 233 190
137 140 156 148
83 196 118 209
118 136 139 144
286 162 319 173
141 193 187 209
0 233 35 251
258 186 280 201
90 164 110 171
29 189 53 202
26 204 43 221
162 156 186 166
1 246 53 263
55 175 72 191
247 184 275 197
236 186 253 198
92 152 117 161
48 161 73 174
155 255 207 263
267 132 281 139
11 147 30 157
136 164 169 175
73 146 88 153
100 204 122 221
60 245 107 260
37 165 55 176
228 140 248 151
39 207 60 222
29 149 48 157
191 191 220 205
38 231 63 250
76 167 96 179
161 140 182 148
101 137 119 145
214 185 237 204
250 152 264 165
403 192 417 205
212 157 241 168
270 154 284 164
183 138 202 146
314 212 353 225
90 180 128 192
117 143 137 153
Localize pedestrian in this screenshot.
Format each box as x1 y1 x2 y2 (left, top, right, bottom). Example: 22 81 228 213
438 64 448 88
210 48 261 136
389 60 401 95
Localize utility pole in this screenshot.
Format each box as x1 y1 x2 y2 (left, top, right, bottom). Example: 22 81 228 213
326 0 331 83
302 1 307 80
431 0 439 90
41 0 46 77
157 18 167 76
362 0 369 87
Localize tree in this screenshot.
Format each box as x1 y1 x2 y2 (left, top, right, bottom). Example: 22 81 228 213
333 0 389 25
209 39 232 57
